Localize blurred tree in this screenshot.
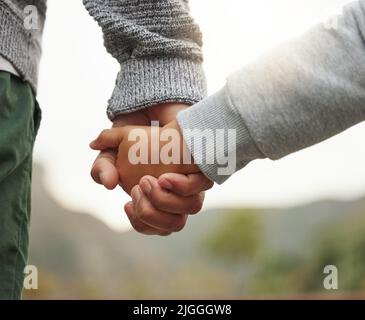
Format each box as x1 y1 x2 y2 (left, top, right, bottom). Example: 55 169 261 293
203 209 263 262
304 210 365 292
251 207 365 297
252 254 308 295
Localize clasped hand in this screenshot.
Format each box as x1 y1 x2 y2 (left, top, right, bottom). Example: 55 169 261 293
90 103 213 236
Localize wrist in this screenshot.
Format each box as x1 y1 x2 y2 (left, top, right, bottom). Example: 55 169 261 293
146 103 191 126
111 102 192 128
107 57 207 120
112 111 149 128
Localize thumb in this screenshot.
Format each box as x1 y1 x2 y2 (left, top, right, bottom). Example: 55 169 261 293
90 128 125 150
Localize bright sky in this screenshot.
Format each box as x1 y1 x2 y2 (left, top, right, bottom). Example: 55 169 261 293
34 0 365 231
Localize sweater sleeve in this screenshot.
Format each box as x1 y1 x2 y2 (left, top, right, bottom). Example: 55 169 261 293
177 0 365 184
83 0 207 120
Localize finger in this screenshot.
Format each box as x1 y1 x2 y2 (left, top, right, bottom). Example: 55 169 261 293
131 186 187 233
90 128 125 150
140 176 205 215
158 173 214 197
91 149 119 190
124 201 170 236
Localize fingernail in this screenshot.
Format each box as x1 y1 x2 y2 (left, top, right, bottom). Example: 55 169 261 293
159 178 173 191
140 178 152 194
89 140 97 147
131 186 141 203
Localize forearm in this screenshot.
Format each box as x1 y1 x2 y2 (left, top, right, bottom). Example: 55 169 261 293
178 0 365 183
83 0 207 119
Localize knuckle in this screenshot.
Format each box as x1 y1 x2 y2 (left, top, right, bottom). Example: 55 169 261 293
158 232 172 237
179 188 190 197
173 222 185 232
130 220 144 233
189 196 204 214
97 129 111 142
150 192 165 209
100 129 110 137
131 220 153 235
137 207 153 222
170 216 186 232
205 180 214 190
127 208 155 235
98 150 117 162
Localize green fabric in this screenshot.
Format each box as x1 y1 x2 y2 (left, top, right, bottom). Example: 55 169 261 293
0 72 40 299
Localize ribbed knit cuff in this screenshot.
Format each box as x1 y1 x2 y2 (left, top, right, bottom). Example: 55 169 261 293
0 3 44 93
107 57 207 120
177 86 265 184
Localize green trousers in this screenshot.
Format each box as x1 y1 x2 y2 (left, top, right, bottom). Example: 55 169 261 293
0 72 40 299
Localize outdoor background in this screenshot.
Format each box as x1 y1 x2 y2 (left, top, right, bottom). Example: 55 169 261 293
25 0 365 299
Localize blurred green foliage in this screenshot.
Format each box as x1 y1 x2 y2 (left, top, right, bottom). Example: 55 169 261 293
203 209 263 262
251 210 365 296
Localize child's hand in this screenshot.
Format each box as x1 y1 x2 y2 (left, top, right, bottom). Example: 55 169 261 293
90 120 200 194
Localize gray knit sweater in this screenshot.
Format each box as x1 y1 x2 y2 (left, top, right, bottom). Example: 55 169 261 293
0 0 206 119
177 0 365 184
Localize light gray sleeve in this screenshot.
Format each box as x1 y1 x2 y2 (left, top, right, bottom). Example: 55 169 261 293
177 0 365 184
83 0 207 120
